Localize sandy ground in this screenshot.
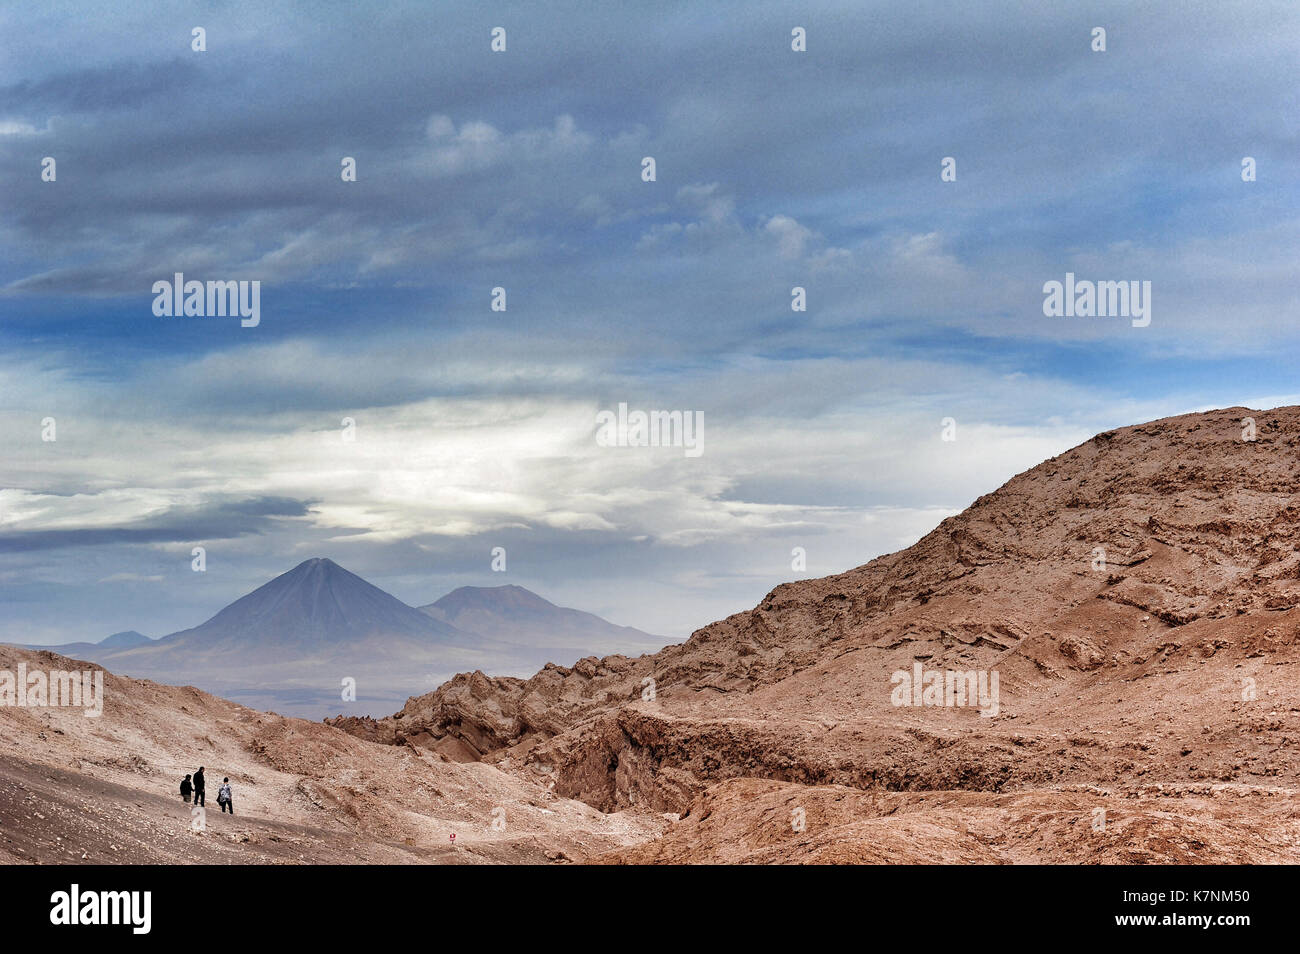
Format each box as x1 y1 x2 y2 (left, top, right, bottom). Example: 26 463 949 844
595 778 1300 864
0 646 663 865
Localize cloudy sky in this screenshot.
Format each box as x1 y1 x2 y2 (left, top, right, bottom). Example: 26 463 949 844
2 0 1297 647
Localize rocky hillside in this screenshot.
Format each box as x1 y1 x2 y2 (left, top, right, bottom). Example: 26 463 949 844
336 406 1300 852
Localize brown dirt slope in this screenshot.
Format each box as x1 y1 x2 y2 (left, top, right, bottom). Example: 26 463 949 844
0 644 662 864
340 405 1300 862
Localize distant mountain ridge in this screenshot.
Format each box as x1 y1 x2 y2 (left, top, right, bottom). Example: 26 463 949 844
146 557 465 654
421 584 665 660
8 559 672 719
20 629 153 659
99 630 152 649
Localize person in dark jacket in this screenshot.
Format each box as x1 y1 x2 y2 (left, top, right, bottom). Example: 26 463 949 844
192 767 206 807
217 778 234 814
180 774 192 804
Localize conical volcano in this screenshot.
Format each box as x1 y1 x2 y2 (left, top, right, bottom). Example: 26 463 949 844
169 557 463 652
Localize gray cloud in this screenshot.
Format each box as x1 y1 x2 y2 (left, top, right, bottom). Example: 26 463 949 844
0 495 313 553
2 0 1297 646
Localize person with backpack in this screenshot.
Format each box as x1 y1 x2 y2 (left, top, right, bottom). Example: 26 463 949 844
192 766 206 808
180 774 192 804
217 778 234 814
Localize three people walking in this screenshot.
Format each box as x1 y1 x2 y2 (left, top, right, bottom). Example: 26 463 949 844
179 765 233 815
